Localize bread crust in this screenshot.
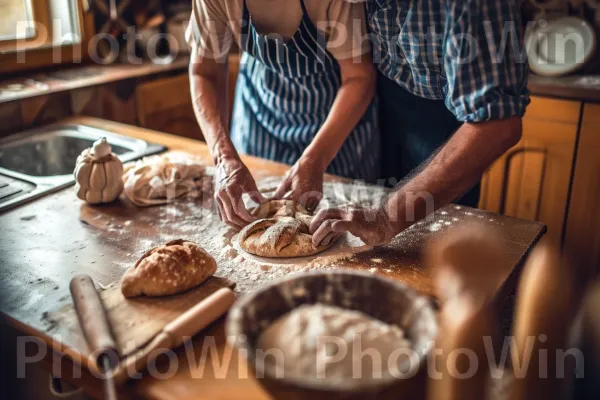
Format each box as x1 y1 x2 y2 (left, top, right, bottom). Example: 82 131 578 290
238 200 336 258
121 239 217 298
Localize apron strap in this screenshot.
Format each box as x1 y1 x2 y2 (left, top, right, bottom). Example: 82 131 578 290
299 0 309 16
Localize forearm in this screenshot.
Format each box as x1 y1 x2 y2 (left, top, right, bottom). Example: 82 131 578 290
302 62 376 171
189 55 238 165
385 117 523 231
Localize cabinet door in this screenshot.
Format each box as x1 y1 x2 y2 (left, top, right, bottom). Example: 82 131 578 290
564 103 600 278
479 97 580 248
136 74 204 141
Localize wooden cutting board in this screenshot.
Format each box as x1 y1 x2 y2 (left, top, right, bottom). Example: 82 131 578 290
46 276 235 361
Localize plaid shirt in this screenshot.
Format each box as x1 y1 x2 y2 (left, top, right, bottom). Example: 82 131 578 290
367 0 530 122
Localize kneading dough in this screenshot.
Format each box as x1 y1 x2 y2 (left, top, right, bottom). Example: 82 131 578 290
121 239 216 298
122 152 212 207
257 304 411 383
238 200 337 258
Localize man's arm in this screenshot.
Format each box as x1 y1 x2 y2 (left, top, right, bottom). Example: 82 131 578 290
386 117 522 227
310 0 529 246
310 118 521 246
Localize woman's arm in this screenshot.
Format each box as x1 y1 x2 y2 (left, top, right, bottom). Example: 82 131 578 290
190 52 266 228
189 51 231 160
305 55 376 171
273 54 376 208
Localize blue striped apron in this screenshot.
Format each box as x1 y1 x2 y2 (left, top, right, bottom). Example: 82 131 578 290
230 0 380 182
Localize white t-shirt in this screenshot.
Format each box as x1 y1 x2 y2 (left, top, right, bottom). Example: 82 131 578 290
186 0 370 62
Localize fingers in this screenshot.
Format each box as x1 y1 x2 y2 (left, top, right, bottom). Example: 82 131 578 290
216 193 247 229
312 219 336 247
298 190 322 211
331 219 383 246
248 190 267 205
272 175 290 200
227 187 254 223
332 220 361 234
310 208 346 234
243 179 268 205
320 232 339 247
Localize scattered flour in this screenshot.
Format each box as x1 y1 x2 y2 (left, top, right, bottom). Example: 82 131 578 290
111 179 504 293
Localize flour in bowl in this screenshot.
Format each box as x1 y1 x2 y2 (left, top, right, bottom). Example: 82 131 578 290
257 304 412 385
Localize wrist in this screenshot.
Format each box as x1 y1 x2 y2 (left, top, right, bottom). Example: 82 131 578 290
212 137 239 166
382 198 408 236
298 152 329 174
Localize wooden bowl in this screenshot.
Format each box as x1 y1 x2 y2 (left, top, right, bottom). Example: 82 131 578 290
226 271 438 399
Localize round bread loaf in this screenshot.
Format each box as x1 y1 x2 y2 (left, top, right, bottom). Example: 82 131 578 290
121 239 216 298
238 200 337 258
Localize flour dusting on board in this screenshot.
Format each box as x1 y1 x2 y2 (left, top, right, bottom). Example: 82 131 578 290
99 179 504 293
133 180 385 292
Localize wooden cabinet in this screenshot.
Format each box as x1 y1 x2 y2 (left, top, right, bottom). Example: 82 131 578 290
564 103 600 278
479 97 581 249
136 74 204 141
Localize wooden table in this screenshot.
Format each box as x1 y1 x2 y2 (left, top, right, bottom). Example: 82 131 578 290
0 117 546 400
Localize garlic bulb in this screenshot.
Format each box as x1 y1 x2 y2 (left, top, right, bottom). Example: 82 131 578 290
74 138 124 204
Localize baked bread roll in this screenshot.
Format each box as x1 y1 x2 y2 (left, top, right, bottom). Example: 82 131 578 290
121 239 217 298
238 200 337 258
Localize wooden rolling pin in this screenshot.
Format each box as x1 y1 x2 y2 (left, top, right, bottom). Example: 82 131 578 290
426 224 510 400
114 287 236 383
70 274 119 400
510 245 582 400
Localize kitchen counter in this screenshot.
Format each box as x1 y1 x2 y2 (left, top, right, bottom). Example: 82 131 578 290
529 73 600 102
0 56 191 105
0 117 546 400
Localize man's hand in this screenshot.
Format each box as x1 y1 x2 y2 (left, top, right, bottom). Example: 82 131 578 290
272 157 325 211
309 206 401 247
215 156 266 229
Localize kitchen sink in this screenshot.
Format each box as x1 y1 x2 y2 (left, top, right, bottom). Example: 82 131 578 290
0 124 166 212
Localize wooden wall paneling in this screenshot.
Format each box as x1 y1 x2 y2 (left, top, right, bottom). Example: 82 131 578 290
99 81 138 125
135 73 204 141
70 87 101 117
0 101 24 137
17 91 72 129
564 103 600 279
19 95 48 127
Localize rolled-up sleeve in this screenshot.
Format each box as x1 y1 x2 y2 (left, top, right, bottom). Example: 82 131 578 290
185 0 232 62
443 0 530 122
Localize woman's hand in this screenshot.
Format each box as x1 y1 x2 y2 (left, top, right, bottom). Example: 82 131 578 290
215 156 267 229
272 156 326 211
309 206 401 247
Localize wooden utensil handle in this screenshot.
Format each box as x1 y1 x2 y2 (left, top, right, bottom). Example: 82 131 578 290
70 274 118 368
164 288 236 347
